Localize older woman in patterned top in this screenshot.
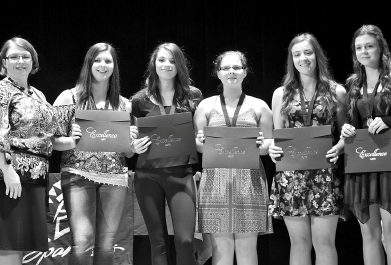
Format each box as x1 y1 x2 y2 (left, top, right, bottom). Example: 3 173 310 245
0 37 58 265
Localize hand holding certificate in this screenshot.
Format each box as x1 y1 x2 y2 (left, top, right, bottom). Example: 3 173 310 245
202 126 261 169
273 125 333 171
345 129 391 173
135 112 198 168
75 110 132 152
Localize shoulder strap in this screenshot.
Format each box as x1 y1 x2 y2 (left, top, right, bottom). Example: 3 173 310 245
69 89 76 104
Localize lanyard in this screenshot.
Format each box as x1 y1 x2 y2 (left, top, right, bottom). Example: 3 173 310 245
299 87 318 126
158 103 176 115
219 92 245 127
362 80 380 126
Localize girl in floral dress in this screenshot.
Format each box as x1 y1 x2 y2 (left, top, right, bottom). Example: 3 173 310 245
268 33 346 265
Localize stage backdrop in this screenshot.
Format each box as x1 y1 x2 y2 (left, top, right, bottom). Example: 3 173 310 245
22 173 134 265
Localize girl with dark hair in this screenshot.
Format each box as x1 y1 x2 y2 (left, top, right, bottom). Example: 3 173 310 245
131 42 203 265
0 37 57 265
52 42 137 265
195 51 273 265
268 33 346 265
342 25 391 265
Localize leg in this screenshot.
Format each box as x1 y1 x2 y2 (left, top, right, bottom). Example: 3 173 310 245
234 233 258 265
210 233 234 265
61 173 96 265
283 216 312 265
380 208 391 263
134 171 169 265
311 215 339 265
359 204 384 265
0 250 22 265
165 173 197 265
196 233 213 265
93 184 127 265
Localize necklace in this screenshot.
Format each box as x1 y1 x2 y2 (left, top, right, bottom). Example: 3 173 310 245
5 77 33 95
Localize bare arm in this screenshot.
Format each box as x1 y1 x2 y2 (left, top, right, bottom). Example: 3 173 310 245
252 96 273 156
52 89 79 151
193 97 214 153
0 152 21 199
326 85 347 162
269 87 285 162
124 100 136 158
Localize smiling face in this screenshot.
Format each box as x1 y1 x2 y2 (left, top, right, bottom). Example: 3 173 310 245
355 34 381 69
155 48 178 81
2 43 33 80
291 40 317 77
217 53 247 88
91 50 114 83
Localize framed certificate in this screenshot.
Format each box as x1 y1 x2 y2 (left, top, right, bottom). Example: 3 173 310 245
345 129 391 173
274 125 333 171
202 127 260 169
136 112 198 168
75 110 132 152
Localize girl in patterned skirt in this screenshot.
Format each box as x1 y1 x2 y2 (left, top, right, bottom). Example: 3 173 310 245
268 33 346 265
195 51 273 265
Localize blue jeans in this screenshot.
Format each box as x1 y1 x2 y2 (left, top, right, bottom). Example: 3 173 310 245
61 172 127 265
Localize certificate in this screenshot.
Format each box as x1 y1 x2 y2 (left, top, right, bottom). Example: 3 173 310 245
274 125 332 171
136 112 198 168
202 127 260 169
345 129 391 173
75 110 132 152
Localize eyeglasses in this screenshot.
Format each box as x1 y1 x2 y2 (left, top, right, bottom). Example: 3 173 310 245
5 55 32 62
218 65 245 71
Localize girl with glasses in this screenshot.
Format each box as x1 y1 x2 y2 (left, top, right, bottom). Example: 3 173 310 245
195 51 273 265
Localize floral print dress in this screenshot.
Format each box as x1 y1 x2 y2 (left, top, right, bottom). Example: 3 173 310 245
269 90 344 218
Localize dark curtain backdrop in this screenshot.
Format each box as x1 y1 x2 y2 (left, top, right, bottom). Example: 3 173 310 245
2 1 389 264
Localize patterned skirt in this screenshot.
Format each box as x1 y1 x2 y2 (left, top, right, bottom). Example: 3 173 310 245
197 163 273 234
344 171 391 224
269 168 344 218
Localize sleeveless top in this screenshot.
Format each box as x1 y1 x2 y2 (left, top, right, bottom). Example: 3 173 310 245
54 89 129 187
284 89 336 131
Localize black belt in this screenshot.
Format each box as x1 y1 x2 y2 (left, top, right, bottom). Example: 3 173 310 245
11 147 49 160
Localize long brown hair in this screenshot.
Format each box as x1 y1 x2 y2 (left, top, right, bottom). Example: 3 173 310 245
132 43 194 111
280 33 337 121
346 25 391 120
76 43 121 110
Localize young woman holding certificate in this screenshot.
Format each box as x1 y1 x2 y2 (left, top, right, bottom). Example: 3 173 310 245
194 51 273 265
268 33 346 265
341 25 391 265
131 43 203 265
52 43 137 265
